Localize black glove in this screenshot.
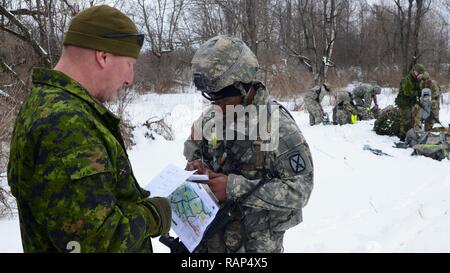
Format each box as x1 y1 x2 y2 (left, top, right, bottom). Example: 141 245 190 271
159 234 189 253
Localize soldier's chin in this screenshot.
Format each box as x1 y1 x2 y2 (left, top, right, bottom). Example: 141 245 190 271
99 95 110 103
104 91 120 103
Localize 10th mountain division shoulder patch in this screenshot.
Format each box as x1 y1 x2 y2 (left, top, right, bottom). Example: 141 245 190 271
289 153 306 174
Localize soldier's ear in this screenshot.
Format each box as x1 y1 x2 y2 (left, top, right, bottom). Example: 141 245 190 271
94 50 109 69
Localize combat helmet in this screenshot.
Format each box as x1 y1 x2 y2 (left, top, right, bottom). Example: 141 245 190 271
335 91 351 104
191 35 259 101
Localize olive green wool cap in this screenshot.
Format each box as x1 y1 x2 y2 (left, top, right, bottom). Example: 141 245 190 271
63 5 142 59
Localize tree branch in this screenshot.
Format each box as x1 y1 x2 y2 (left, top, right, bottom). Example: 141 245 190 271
0 5 51 67
9 8 47 17
0 59 26 88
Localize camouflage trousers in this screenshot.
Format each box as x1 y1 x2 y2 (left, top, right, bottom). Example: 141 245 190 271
413 100 440 131
195 209 285 253
333 107 350 125
305 102 324 126
355 106 373 120
353 97 367 109
399 105 415 140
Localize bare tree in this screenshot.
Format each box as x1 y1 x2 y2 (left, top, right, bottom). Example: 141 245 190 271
0 3 51 67
136 0 185 58
393 0 431 74
280 0 343 85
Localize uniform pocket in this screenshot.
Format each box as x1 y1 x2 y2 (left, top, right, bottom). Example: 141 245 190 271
269 210 302 232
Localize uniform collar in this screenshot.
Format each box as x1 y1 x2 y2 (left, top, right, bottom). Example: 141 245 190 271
31 68 120 123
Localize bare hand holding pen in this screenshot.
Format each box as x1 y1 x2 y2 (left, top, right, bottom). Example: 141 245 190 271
185 160 228 202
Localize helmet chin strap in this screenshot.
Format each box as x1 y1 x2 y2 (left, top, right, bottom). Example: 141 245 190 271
201 91 214 101
234 82 250 106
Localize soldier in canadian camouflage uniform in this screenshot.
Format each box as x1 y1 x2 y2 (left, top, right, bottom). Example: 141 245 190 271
332 91 359 125
395 64 427 140
304 83 332 126
183 35 314 253
7 5 171 253
351 83 381 120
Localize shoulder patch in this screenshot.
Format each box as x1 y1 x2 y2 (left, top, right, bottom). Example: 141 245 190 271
289 153 306 174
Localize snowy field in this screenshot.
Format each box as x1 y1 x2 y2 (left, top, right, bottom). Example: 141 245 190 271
1 88 449 253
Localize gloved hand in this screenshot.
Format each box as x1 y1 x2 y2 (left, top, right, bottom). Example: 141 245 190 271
147 197 172 234
322 113 331 125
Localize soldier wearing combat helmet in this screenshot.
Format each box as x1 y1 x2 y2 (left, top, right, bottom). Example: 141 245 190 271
182 35 314 253
351 83 382 120
303 82 332 126
332 91 359 125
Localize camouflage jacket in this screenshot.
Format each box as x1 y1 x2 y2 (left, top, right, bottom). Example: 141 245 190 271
352 84 376 108
8 68 169 253
304 85 326 106
395 73 421 108
420 76 440 102
184 83 314 252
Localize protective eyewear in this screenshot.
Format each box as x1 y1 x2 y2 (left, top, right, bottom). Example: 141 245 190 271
102 33 145 48
193 72 218 94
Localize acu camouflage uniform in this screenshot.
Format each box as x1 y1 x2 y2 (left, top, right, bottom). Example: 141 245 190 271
304 85 328 126
352 84 381 120
8 68 170 252
352 84 381 109
184 84 313 253
332 91 358 125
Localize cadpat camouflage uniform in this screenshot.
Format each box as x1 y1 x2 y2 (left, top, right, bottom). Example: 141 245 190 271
395 65 425 140
8 68 171 252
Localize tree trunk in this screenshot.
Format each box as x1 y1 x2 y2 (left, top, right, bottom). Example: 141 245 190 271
0 0 5 41
244 0 257 55
223 0 235 36
404 0 413 74
411 0 423 69
319 0 336 84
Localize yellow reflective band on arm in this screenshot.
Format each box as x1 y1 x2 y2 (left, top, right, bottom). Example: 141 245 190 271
351 114 358 124
422 144 438 148
211 133 218 149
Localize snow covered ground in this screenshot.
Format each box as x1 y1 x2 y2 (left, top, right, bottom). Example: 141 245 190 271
1 89 449 253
